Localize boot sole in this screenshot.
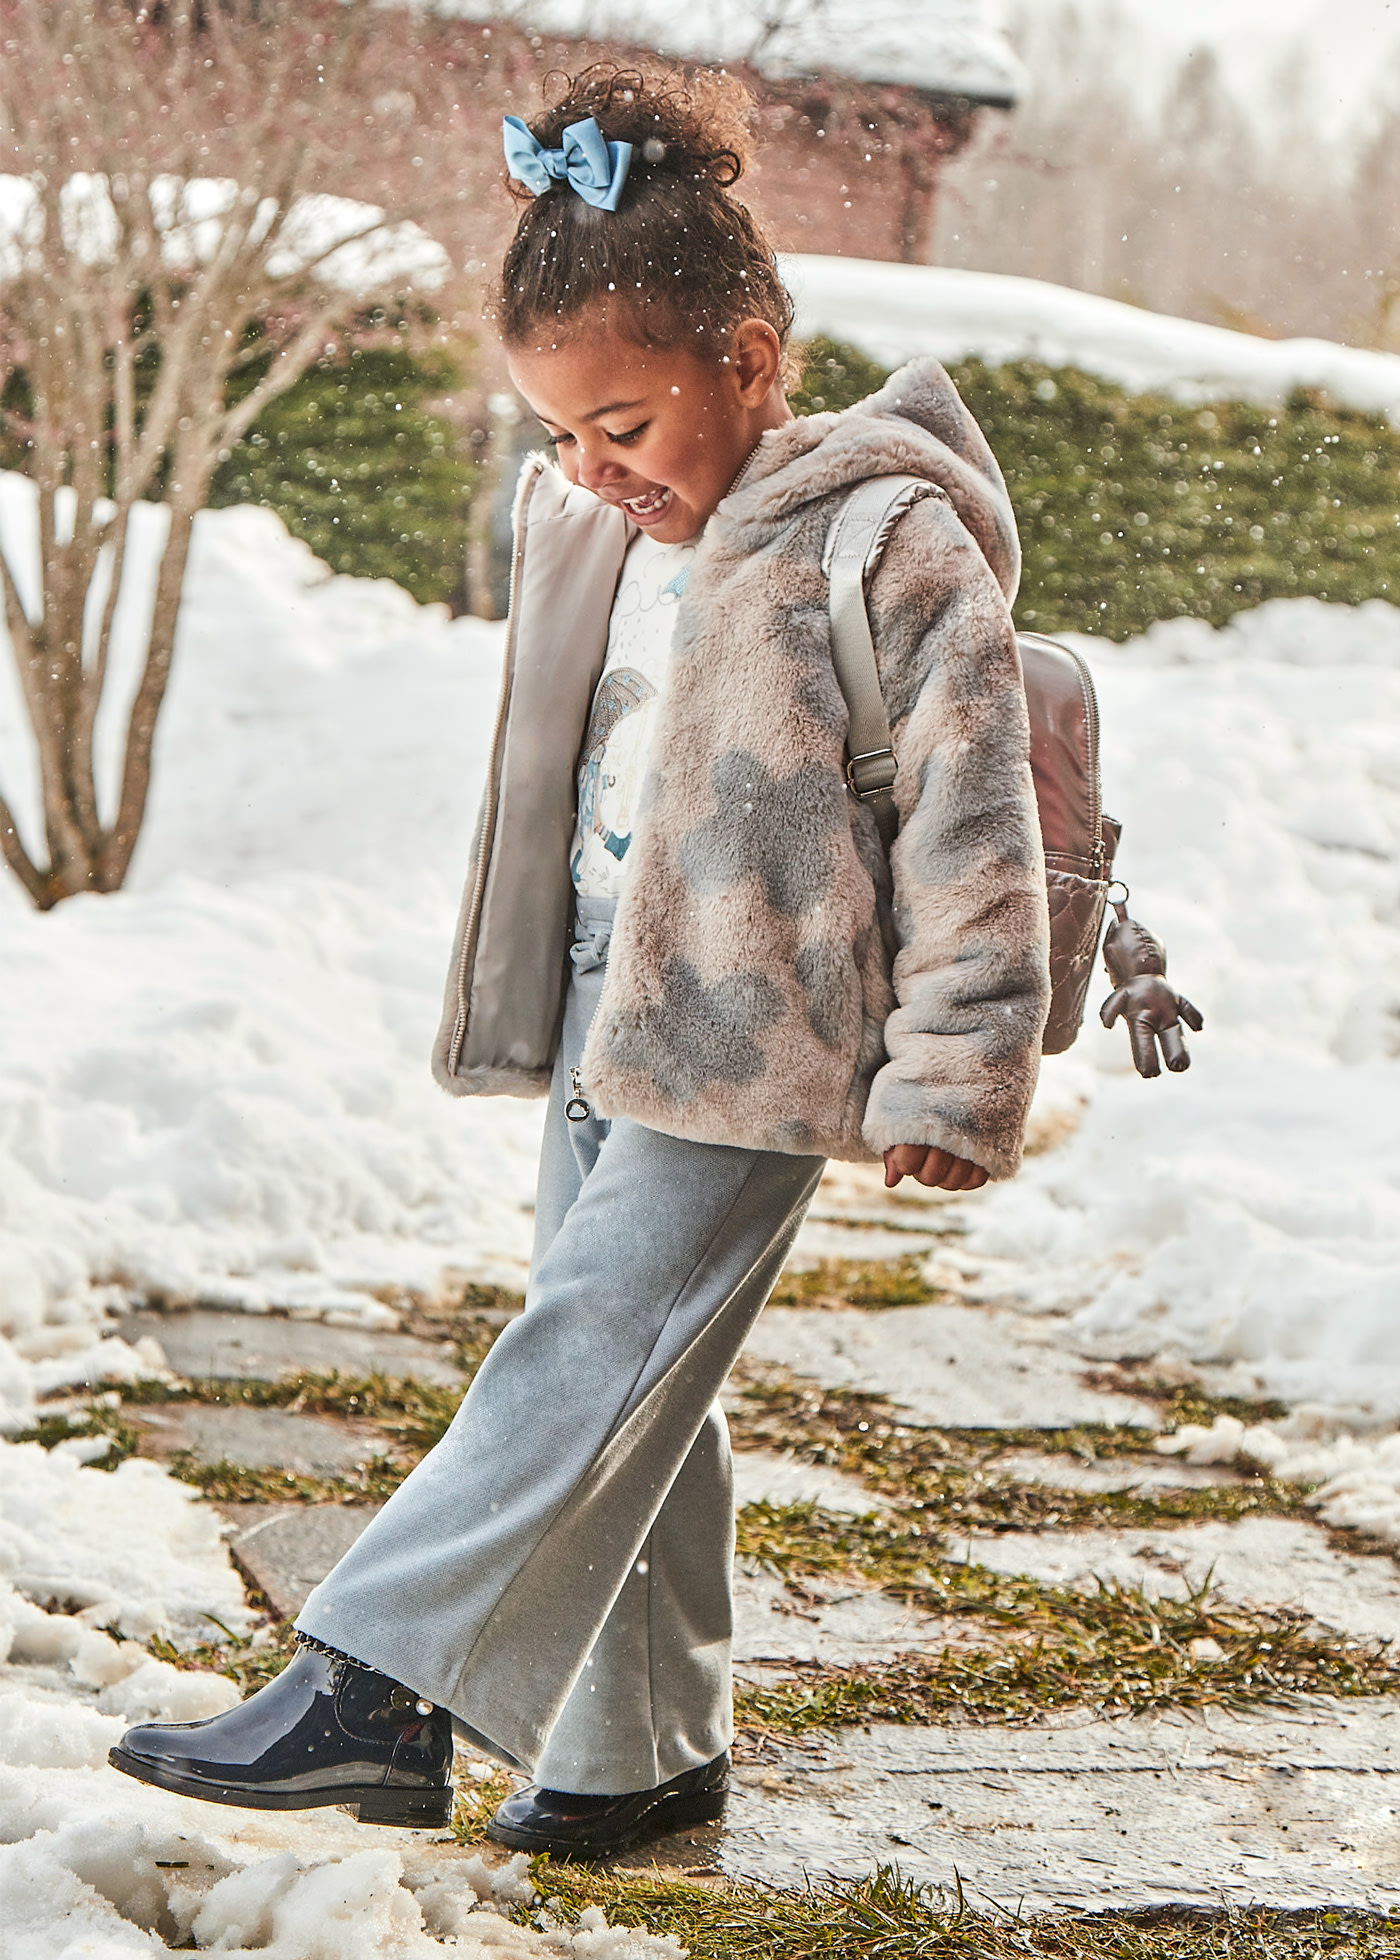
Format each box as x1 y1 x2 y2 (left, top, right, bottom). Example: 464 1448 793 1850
107 1745 454 1830
485 1787 727 1863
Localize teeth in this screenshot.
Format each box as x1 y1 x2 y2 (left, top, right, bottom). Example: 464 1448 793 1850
625 487 670 515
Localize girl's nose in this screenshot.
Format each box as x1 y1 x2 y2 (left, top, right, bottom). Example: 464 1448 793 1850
575 447 624 493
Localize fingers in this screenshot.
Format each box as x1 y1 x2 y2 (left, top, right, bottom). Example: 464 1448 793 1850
1128 1014 1161 1078
885 1146 990 1191
1159 1021 1190 1072
884 1144 927 1188
912 1147 956 1187
1177 995 1204 1033
939 1158 989 1192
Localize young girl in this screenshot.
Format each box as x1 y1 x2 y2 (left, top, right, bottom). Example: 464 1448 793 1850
110 67 1050 1861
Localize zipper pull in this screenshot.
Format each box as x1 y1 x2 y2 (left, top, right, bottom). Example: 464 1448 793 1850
565 1066 591 1123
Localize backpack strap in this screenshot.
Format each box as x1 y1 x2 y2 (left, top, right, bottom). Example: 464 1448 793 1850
824 474 945 850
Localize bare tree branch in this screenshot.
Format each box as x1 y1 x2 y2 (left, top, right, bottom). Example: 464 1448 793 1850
0 786 47 906
0 0 440 905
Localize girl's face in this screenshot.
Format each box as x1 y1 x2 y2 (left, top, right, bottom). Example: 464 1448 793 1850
506 320 789 545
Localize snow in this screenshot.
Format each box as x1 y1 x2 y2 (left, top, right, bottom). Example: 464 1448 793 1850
957 598 1400 1433
0 476 545 1432
0 1784 686 1956
0 1443 248 1643
783 255 1400 421
431 0 1024 102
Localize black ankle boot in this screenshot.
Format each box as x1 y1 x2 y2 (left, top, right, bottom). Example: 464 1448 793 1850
108 1641 454 1829
487 1751 728 1862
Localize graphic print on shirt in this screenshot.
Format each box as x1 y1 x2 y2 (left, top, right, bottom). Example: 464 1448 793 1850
573 668 657 875
571 533 697 898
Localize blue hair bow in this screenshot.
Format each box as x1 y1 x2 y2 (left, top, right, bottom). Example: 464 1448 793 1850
502 115 633 213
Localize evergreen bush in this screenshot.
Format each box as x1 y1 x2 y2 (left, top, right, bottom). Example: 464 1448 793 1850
793 335 1400 641
209 343 474 607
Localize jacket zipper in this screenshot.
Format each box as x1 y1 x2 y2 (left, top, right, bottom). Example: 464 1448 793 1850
448 465 540 1076
565 1067 591 1122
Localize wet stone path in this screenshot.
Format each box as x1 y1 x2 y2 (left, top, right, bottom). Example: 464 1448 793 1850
32 1161 1400 1918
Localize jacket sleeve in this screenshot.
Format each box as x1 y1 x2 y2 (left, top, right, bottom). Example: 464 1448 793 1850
859 493 1051 1180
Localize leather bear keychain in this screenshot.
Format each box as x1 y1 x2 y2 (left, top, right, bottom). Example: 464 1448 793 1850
1099 887 1203 1077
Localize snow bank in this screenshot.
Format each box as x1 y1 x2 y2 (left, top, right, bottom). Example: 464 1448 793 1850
0 1778 687 1956
783 256 1400 421
0 478 544 1427
0 1441 248 1640
965 596 1400 1420
1158 1415 1400 1554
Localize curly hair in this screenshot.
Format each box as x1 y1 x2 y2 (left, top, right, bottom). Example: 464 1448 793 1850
494 64 794 360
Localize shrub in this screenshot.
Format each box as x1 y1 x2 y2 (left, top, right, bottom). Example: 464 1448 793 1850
210 343 474 607
792 335 1400 641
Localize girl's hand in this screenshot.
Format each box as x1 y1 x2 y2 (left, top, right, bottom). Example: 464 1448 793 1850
883 1145 989 1192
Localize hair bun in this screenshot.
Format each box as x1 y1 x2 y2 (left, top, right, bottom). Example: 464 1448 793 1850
518 64 754 195
497 59 792 360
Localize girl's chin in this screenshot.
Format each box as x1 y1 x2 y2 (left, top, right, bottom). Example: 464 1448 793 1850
641 505 703 544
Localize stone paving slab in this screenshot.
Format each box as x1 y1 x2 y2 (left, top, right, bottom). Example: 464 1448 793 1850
113 1307 465 1387
734 1572 964 1667
132 1404 390 1474
731 1448 891 1515
965 1515 1400 1645
719 1701 1400 1908
217 1503 383 1617
744 1303 1159 1429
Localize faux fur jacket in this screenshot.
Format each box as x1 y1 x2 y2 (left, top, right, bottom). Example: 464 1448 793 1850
433 359 1051 1179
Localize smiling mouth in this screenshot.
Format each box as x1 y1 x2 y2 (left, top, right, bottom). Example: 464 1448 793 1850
623 486 672 518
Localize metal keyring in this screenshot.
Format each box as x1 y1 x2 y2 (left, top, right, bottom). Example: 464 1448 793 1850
1105 879 1131 907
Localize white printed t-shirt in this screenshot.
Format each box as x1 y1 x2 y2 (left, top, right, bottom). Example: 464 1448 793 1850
571 529 697 898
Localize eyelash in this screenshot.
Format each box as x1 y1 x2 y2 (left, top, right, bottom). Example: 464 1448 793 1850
544 423 649 450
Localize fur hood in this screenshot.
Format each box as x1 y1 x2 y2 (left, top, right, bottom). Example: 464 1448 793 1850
435 359 1051 1178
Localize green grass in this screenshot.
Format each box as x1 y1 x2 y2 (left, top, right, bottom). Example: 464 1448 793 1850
529 1865 1400 1959
727 1370 1301 1533
148 1620 299 1700
733 1500 1395 1726
768 1256 944 1310
792 335 1400 642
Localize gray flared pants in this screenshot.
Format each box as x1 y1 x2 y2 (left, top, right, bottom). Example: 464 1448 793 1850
296 898 825 1793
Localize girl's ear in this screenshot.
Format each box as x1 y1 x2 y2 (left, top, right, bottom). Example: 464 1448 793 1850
729 318 784 405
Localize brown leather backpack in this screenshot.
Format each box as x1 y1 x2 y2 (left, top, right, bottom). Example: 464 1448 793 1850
826 475 1197 1071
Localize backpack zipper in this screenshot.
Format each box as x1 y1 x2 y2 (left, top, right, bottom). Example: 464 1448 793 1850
1063 642 1105 876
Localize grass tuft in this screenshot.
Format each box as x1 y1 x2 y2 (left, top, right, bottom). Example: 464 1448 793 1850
148 1619 298 1698
733 1502 1400 1726
727 1372 1307 1534
451 1761 518 1845
530 1861 1400 1959
768 1257 943 1311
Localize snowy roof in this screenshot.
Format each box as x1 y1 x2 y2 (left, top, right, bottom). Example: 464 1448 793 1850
442 0 1025 104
